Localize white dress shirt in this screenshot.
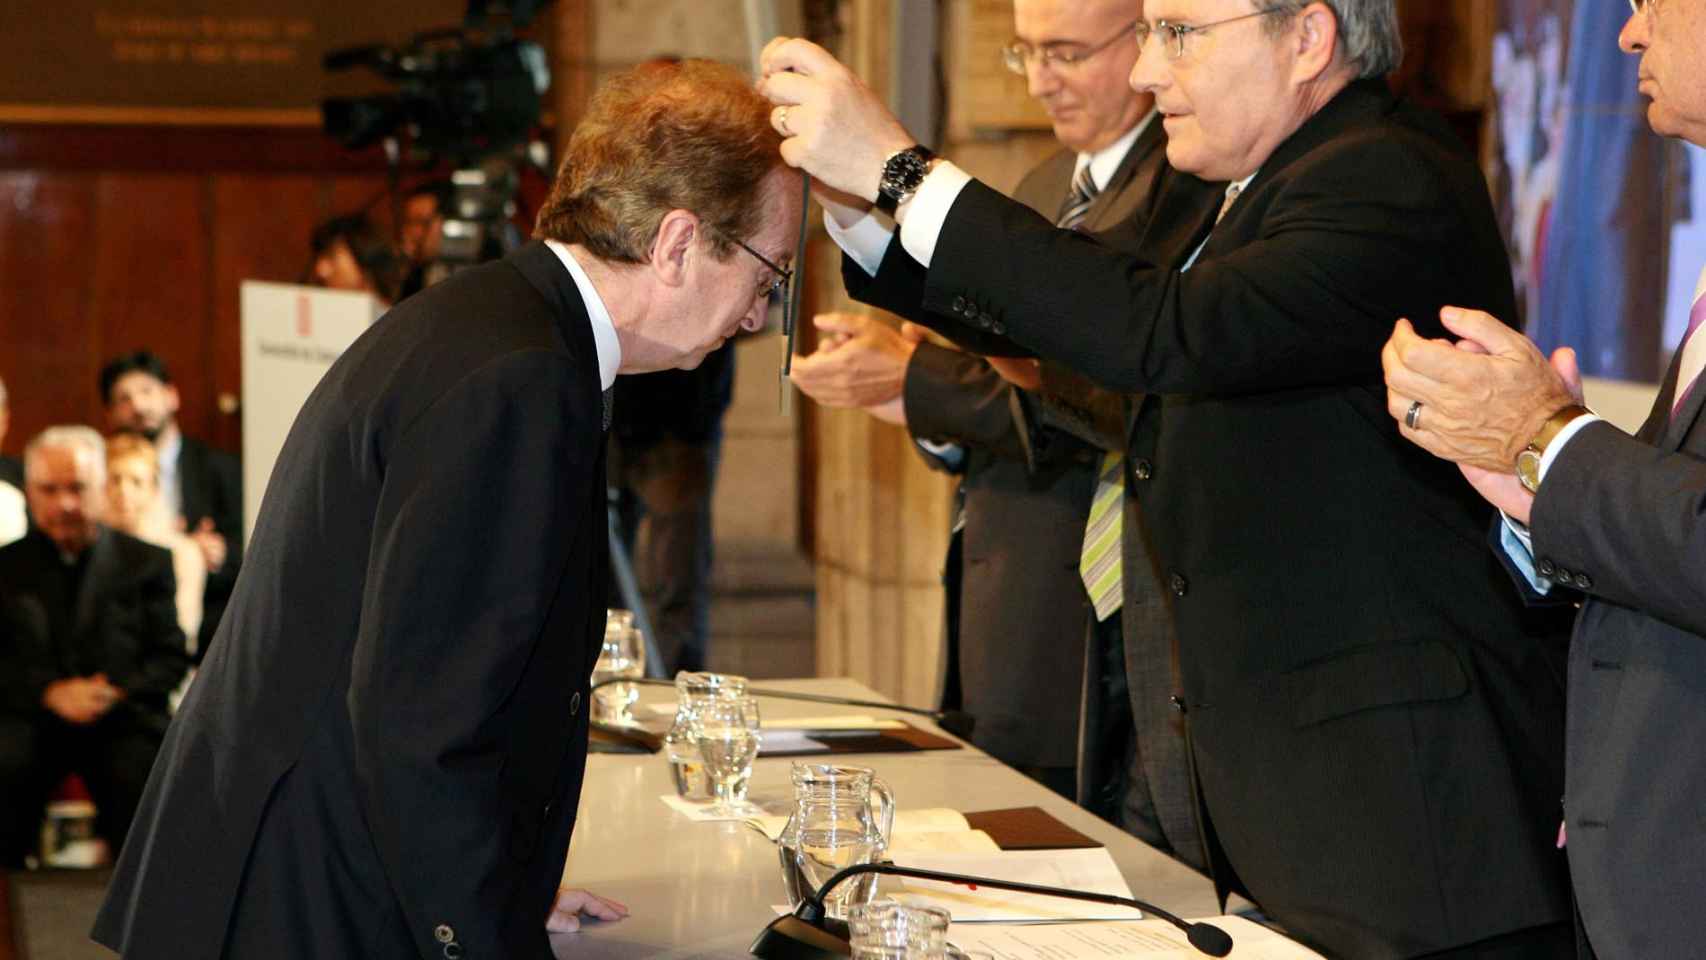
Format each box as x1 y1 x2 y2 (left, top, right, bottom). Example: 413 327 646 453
545 240 622 391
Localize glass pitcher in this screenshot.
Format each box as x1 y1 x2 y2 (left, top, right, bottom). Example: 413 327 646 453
776 762 896 918
662 670 749 800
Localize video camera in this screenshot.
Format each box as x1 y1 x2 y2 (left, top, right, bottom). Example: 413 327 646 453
320 0 550 164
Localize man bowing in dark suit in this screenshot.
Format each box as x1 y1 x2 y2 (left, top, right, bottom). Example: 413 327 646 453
1385 5 1706 956
94 59 802 960
760 1 1576 956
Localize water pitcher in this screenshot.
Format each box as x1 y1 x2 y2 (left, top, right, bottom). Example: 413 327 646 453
776 763 896 918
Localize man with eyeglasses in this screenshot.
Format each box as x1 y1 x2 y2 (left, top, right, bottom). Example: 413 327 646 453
761 1 1575 957
791 0 1215 872
1384 1 1706 956
93 60 801 959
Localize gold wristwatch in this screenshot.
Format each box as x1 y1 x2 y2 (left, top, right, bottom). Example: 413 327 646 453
1515 404 1591 495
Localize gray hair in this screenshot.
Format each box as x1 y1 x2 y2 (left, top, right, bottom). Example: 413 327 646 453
1259 0 1403 80
24 425 107 485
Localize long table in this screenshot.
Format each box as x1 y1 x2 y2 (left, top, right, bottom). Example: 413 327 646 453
551 678 1244 959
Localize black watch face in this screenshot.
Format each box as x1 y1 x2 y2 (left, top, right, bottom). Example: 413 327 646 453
882 148 931 199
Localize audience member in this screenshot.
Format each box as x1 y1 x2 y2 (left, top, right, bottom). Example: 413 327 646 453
100 351 241 661
790 0 1208 866
399 178 453 299
761 0 1577 954
1382 4 1706 955
0 373 20 489
0 374 23 545
310 212 404 304
0 426 188 868
106 433 206 646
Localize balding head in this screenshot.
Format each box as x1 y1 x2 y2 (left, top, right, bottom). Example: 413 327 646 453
24 426 106 556
1011 0 1151 154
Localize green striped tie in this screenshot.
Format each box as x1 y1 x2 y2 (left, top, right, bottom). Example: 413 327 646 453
1079 452 1123 620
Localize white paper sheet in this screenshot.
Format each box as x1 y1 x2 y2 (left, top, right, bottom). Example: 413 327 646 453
639 702 905 730
946 915 1326 959
889 849 1141 922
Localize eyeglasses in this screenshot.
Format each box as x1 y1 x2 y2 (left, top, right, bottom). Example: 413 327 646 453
1136 9 1287 62
722 233 794 303
1001 19 1138 75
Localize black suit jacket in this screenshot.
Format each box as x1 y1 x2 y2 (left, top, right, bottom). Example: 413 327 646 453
1515 344 1706 956
0 454 21 491
174 435 241 657
851 80 1574 957
902 124 1170 777
0 528 188 732
95 241 610 960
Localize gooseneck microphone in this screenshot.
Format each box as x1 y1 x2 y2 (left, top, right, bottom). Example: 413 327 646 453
588 676 976 741
749 861 1234 959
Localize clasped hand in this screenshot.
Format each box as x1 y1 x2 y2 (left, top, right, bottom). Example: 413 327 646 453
42 673 124 725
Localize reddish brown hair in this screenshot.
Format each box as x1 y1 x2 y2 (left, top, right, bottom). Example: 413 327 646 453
534 59 785 263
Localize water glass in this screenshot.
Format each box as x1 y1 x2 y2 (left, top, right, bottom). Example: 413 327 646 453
664 671 750 800
591 609 645 724
693 695 762 814
848 900 950 960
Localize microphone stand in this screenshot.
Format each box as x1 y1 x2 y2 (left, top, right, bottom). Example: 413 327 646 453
750 861 1234 959
588 677 976 740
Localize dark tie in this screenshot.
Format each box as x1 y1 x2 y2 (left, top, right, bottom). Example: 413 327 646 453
1057 163 1100 230
602 387 613 432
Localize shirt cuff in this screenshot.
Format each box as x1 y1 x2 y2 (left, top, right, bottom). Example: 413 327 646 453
897 162 975 270
1498 512 1555 596
1538 412 1602 480
916 438 966 469
822 200 897 279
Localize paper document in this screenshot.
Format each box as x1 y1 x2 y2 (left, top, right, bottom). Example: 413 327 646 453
887 830 1001 856
658 794 789 827
947 915 1326 959
889 848 1140 922
639 702 904 730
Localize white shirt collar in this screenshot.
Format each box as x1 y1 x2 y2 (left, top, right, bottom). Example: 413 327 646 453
1074 109 1157 192
157 428 182 468
544 240 621 390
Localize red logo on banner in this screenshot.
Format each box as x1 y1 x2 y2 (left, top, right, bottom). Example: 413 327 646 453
297 295 312 338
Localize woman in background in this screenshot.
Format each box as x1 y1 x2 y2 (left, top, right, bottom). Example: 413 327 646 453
106 433 205 650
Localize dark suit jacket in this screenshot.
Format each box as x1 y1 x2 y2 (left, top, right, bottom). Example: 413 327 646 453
850 80 1574 958
94 241 610 960
174 435 241 658
902 125 1171 780
0 528 188 732
1522 348 1706 956
0 454 21 491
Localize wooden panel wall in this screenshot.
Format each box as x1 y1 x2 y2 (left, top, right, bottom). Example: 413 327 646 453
0 1 590 461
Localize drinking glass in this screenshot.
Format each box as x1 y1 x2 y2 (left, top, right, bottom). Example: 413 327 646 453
693 695 762 814
664 671 750 800
590 609 645 724
848 899 950 960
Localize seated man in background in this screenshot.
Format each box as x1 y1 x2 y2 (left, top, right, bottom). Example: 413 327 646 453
0 426 188 868
101 352 240 663
309 211 404 305
0 374 23 545
95 59 801 958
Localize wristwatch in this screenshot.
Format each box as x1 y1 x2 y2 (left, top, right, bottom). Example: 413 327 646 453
1515 404 1591 495
874 145 937 216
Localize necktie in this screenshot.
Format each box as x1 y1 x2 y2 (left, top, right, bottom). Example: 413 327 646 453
1058 163 1100 230
1672 277 1706 415
1216 182 1243 224
1060 161 1124 620
602 387 614 432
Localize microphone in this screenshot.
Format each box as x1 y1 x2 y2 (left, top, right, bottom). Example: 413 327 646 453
589 677 976 741
750 861 1234 959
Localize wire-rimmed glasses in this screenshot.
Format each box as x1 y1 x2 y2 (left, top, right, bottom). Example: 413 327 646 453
1001 19 1138 75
